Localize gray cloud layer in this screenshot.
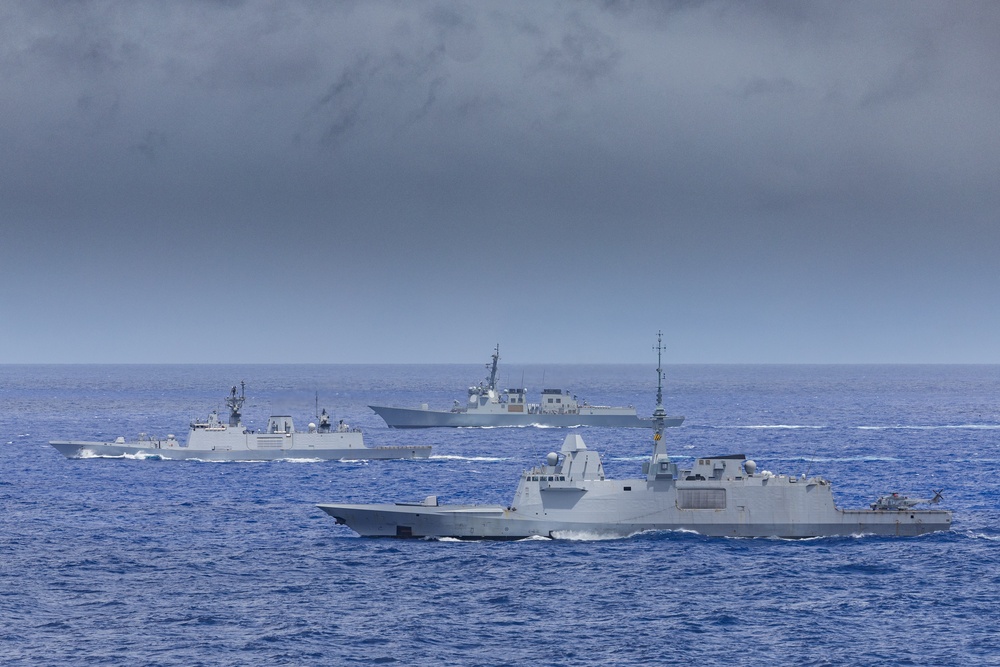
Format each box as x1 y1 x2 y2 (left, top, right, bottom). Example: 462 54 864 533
2 1 998 363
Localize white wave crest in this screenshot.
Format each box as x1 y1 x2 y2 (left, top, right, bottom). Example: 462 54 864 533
779 456 900 463
735 424 827 430
463 423 578 429
75 449 164 461
963 531 1000 541
549 530 633 541
430 455 506 462
112 451 165 461
754 534 828 542
859 424 1000 430
77 450 126 459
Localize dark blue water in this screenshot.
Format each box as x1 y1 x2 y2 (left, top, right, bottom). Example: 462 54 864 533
2 365 998 666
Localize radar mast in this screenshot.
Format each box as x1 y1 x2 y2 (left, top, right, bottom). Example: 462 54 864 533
485 344 500 391
226 381 246 427
648 331 671 480
652 330 666 435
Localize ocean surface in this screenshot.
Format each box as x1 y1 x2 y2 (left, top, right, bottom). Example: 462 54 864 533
1 364 998 666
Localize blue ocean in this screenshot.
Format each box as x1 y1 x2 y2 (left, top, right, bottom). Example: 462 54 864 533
2 364 998 666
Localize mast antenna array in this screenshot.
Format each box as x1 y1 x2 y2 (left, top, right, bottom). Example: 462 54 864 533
652 331 667 439
485 344 500 391
654 330 665 410
226 380 246 427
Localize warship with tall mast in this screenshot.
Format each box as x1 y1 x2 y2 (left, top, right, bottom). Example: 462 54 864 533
50 382 431 461
369 344 684 429
320 333 951 539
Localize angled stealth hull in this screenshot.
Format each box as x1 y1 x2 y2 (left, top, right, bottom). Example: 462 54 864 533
319 477 952 540
319 429 951 539
321 335 953 540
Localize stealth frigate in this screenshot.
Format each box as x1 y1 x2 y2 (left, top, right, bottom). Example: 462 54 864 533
319 334 951 539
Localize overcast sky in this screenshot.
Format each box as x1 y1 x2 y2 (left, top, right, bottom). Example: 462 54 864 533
1 1 997 364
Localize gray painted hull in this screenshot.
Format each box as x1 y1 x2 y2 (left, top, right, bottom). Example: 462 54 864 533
370 405 684 429
318 433 951 540
318 497 952 539
50 440 431 461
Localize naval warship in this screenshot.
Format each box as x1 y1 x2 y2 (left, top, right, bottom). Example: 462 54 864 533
50 383 431 461
319 335 952 539
369 344 685 429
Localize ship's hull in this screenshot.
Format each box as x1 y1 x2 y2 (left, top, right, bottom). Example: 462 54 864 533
318 501 951 539
369 405 684 429
50 440 431 461
319 469 952 539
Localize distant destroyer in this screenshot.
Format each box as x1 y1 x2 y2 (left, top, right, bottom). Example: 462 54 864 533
320 334 951 539
369 344 684 429
51 383 431 461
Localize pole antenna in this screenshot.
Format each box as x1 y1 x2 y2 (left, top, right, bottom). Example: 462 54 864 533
652 331 666 439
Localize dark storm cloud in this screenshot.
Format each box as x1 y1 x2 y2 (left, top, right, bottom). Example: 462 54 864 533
0 1 998 363
311 55 378 145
